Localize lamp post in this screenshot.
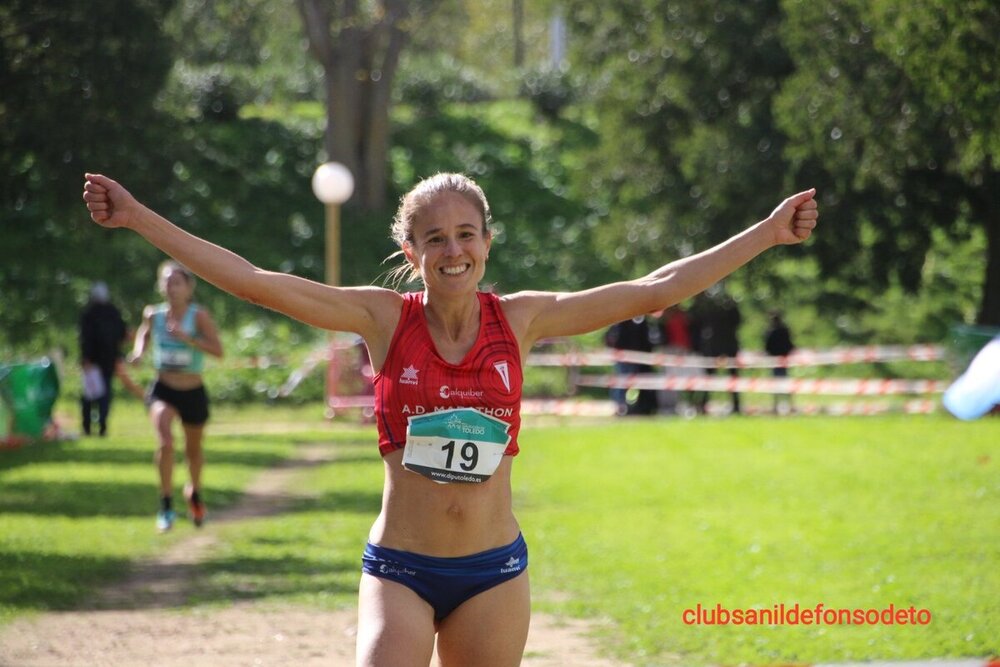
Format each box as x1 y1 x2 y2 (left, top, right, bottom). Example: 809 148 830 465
312 162 355 417
311 162 355 286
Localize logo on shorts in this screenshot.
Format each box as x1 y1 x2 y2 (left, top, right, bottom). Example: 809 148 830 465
380 563 416 576
493 361 511 393
500 556 521 574
399 365 419 386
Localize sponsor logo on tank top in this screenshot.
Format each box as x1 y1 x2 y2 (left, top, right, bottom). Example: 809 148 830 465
399 364 419 386
400 404 515 418
438 385 485 400
493 360 511 392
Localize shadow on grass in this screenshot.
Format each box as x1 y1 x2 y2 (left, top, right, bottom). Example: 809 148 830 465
0 550 130 613
191 553 359 605
0 480 244 518
91 554 358 610
2 445 297 469
0 443 151 467
288 490 383 515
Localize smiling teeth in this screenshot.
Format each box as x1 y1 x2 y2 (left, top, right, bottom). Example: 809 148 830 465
442 265 468 275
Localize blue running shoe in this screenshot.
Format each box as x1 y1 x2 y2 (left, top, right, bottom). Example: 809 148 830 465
156 509 176 533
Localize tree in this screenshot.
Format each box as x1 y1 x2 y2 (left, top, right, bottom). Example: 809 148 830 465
0 0 177 348
775 0 1000 324
563 1 795 277
295 0 440 211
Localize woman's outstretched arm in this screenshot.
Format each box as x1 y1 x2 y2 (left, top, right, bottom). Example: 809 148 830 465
504 189 820 346
82 173 399 340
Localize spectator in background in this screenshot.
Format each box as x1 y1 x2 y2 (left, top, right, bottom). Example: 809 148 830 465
764 310 795 414
605 315 658 416
79 281 127 436
690 288 742 415
659 305 693 414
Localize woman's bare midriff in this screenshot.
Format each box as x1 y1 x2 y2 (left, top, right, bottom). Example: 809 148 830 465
368 450 520 557
156 370 204 391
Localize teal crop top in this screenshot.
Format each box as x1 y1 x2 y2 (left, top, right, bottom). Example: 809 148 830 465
151 304 204 373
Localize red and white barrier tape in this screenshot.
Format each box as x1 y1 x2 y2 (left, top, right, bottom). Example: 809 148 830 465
528 344 945 369
525 398 943 417
576 374 947 395
315 398 940 417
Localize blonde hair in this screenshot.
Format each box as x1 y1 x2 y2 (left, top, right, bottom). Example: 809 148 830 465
384 173 492 288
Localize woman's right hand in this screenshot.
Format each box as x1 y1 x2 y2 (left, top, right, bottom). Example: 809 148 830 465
82 173 141 229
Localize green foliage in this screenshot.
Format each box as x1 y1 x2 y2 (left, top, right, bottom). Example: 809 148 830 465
396 53 496 112
0 0 178 350
564 0 794 281
161 0 318 108
775 0 1000 323
200 321 327 405
160 64 248 122
3 0 998 352
518 66 579 120
391 99 613 293
868 0 1000 173
564 0 999 325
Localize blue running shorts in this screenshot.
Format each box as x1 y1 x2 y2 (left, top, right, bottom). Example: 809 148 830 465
362 533 528 621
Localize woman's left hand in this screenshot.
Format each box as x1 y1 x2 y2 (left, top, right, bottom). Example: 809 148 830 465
767 189 819 245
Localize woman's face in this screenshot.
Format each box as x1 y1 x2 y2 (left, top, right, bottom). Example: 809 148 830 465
404 192 491 297
160 268 194 304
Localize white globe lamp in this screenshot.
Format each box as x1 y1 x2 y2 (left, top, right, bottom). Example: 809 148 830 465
312 162 355 205
311 162 354 286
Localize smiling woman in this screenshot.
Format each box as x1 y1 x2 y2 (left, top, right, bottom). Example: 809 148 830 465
82 169 817 666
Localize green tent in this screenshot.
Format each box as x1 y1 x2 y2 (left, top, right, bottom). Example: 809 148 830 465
0 358 61 444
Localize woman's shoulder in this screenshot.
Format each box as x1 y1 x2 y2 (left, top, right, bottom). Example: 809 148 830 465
497 289 556 314
496 290 558 339
354 286 408 333
191 303 214 320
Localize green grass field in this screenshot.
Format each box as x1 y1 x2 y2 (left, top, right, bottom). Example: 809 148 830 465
1 400 997 665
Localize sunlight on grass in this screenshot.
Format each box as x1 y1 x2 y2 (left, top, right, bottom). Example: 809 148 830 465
3 403 997 664
515 416 999 665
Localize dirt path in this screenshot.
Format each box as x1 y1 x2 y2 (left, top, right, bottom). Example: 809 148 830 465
0 442 623 667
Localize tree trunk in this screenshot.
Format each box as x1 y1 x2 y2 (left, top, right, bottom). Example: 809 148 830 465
975 169 1000 326
296 0 421 212
358 0 409 210
513 0 524 68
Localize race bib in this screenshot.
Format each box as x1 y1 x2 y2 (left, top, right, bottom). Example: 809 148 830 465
160 346 194 369
403 408 512 484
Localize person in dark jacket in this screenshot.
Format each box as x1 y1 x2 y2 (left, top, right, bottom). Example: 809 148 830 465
79 282 127 436
764 310 795 413
605 315 658 415
690 289 742 415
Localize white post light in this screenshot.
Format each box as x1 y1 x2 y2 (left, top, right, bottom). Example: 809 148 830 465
311 162 355 286
312 162 355 418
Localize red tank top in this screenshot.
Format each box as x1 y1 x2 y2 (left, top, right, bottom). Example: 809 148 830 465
374 292 523 457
